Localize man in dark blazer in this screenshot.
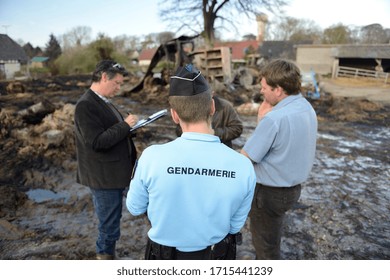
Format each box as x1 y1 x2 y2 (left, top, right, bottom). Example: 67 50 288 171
74 60 138 260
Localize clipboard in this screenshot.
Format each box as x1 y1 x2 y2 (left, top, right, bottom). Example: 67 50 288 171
130 109 168 132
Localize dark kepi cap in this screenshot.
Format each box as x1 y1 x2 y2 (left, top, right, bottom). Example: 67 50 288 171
169 64 211 96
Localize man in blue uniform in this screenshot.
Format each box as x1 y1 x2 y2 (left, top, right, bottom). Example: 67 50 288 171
126 64 256 260
175 94 243 148
241 59 318 259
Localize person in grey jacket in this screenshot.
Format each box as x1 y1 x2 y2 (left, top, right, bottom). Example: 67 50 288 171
74 60 138 260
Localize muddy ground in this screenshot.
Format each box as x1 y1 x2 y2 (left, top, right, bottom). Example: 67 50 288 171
0 75 389 260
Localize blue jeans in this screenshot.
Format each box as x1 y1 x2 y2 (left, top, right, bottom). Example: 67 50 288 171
249 183 301 259
90 188 124 256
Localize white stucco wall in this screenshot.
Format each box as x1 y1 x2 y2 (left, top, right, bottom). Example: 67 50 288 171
296 45 336 75
0 60 21 79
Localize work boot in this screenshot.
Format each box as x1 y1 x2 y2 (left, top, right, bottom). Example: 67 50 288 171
96 253 114 260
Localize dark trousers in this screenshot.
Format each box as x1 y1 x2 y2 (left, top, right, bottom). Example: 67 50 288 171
145 234 237 260
249 183 301 260
145 238 211 260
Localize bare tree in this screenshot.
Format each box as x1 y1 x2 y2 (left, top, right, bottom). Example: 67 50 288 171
158 0 287 47
322 24 352 44
270 16 322 43
157 32 176 45
141 33 160 49
360 24 388 44
62 26 92 49
113 35 141 54
348 25 362 44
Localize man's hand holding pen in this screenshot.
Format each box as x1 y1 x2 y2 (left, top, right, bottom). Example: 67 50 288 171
125 113 138 127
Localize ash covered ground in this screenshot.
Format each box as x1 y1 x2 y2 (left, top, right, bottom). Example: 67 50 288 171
0 75 389 260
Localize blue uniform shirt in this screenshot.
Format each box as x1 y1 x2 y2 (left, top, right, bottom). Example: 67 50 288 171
126 132 256 252
243 94 317 187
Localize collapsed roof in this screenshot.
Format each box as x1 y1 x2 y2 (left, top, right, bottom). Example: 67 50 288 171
129 34 199 93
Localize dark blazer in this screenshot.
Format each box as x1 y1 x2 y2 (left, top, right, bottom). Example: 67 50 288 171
74 89 137 189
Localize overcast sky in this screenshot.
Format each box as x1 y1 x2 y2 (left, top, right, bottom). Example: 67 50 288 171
1 0 389 48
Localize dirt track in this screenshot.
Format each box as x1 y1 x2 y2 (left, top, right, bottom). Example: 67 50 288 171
320 77 390 104
0 76 389 260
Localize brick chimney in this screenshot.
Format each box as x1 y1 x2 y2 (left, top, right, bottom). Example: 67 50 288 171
256 13 268 44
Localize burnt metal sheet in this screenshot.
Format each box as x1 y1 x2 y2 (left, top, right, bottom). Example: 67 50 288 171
335 45 390 58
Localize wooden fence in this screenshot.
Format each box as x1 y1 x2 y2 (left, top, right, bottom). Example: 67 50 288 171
336 66 389 84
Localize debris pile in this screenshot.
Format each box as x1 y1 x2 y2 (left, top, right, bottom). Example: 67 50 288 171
0 74 389 259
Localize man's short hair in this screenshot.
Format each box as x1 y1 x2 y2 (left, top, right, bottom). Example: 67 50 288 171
92 60 128 82
260 59 301 95
169 91 212 123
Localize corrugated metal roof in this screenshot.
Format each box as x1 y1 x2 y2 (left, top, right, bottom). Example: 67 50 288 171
31 56 49 62
335 45 390 58
0 34 28 63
